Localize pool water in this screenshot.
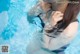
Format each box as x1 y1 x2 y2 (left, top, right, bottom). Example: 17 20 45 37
0 0 80 54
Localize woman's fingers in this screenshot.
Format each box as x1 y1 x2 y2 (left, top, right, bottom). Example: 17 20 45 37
51 11 63 22
52 11 63 17
58 17 63 21
49 11 64 26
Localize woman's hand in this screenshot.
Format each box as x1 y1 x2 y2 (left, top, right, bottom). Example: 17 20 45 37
44 11 63 31
50 11 64 26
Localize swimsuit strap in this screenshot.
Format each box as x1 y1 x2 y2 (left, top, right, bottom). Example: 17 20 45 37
71 19 79 23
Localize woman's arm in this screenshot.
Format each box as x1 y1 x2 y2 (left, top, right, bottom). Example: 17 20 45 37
42 22 78 50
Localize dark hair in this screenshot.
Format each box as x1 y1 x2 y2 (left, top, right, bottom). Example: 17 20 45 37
46 0 80 33
62 0 80 29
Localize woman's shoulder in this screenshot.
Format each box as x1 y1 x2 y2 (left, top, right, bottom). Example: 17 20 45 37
63 20 79 37
67 19 79 30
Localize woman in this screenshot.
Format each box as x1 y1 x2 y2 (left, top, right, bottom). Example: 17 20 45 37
41 0 80 53
27 0 80 54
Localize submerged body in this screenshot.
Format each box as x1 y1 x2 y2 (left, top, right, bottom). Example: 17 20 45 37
27 0 80 54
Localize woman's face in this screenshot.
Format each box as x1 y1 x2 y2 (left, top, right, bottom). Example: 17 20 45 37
43 0 68 11
43 0 61 3
43 0 68 3
43 0 61 11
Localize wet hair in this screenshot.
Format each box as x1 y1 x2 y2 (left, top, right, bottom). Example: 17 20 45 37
61 0 80 29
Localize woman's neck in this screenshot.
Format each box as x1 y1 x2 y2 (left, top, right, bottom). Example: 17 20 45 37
57 1 68 13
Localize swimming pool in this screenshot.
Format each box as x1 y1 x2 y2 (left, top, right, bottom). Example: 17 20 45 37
0 0 80 54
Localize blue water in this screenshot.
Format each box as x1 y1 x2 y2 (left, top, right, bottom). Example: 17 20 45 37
0 0 80 54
